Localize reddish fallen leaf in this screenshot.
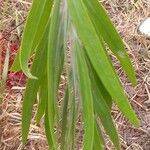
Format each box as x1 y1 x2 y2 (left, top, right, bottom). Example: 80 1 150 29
10 42 19 52
7 71 27 88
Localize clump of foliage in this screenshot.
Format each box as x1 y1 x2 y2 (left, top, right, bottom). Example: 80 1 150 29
11 0 140 149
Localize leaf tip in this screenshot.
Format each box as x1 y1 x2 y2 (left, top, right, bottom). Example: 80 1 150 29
133 118 141 128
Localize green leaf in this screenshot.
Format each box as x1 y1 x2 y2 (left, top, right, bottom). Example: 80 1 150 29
35 73 47 124
93 94 120 150
67 0 140 127
72 40 94 150
93 120 105 150
85 46 120 149
60 87 69 150
66 89 77 150
21 29 48 144
86 54 112 109
11 54 21 71
15 0 53 78
60 7 73 149
61 72 77 149
47 0 62 148
83 0 137 85
45 104 53 148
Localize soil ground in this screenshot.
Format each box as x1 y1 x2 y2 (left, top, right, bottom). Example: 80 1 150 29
0 0 150 150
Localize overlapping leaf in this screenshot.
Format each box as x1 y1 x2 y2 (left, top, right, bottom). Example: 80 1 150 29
60 87 69 150
61 72 77 149
11 0 53 77
85 46 120 149
72 40 94 150
93 120 105 150
35 73 47 124
21 28 48 144
86 55 112 109
67 0 140 127
47 0 64 148
83 0 137 85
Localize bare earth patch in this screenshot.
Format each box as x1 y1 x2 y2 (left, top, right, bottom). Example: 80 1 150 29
0 0 150 149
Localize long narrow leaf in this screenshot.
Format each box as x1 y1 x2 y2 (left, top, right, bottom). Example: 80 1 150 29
84 46 120 149
12 0 53 77
83 0 137 85
67 0 140 127
73 40 94 150
36 73 47 124
21 28 48 144
85 53 112 109
66 89 77 150
65 72 77 149
93 94 120 150
47 0 62 148
45 105 53 148
60 87 69 150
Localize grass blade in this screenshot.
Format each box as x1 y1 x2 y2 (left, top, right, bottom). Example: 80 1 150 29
93 119 105 150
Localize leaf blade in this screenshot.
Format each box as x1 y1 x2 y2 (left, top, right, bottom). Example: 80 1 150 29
60 87 69 150
67 0 140 127
21 28 48 144
85 47 120 149
73 40 94 150
93 120 105 150
47 0 63 148
35 73 47 124
83 0 137 85
18 0 53 78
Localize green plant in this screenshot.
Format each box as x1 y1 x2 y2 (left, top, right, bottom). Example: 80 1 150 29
11 0 140 149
